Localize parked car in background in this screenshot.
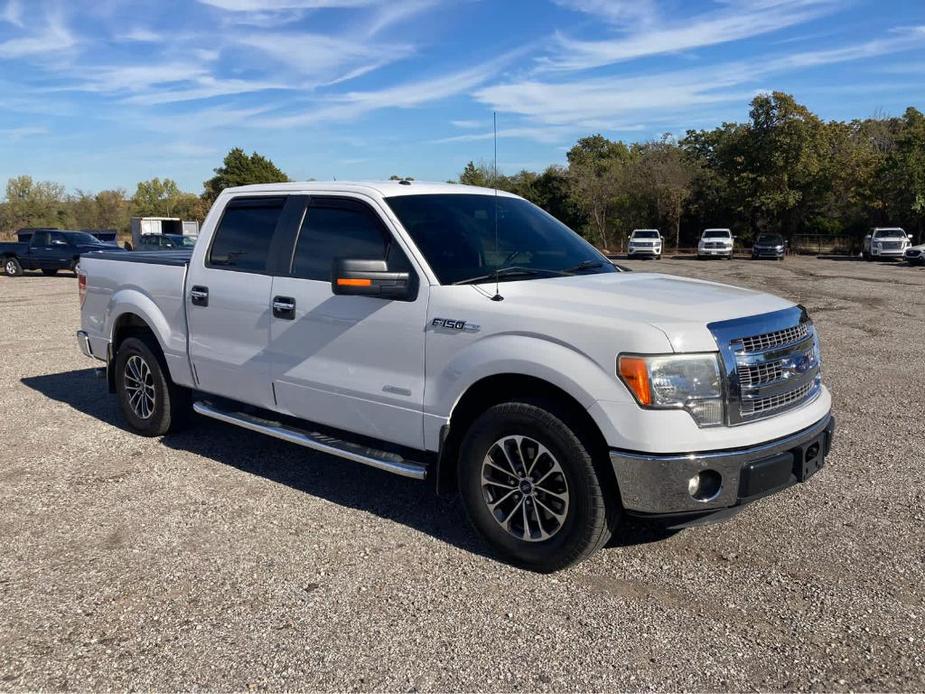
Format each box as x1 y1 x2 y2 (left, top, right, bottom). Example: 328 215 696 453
863 227 911 261
697 228 734 259
1 229 123 277
136 233 198 251
751 233 786 260
76 181 833 571
904 242 924 266
627 229 662 259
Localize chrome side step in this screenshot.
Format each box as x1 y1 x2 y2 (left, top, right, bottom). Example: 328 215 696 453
192 400 427 480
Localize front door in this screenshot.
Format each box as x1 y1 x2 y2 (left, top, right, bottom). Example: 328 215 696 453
269 196 428 449
186 196 287 409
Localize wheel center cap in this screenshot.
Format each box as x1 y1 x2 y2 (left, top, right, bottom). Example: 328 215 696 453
519 479 533 495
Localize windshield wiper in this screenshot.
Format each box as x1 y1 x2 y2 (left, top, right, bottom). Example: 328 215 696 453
453 266 564 285
561 260 603 274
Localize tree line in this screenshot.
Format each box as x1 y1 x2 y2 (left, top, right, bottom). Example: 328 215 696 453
3 92 923 248
458 92 925 249
0 148 287 240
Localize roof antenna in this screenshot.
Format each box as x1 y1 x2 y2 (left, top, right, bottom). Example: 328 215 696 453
490 111 504 302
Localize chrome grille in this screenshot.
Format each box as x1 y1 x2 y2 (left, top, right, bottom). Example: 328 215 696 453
741 381 815 416
709 307 822 425
880 241 902 250
737 361 784 387
735 322 809 354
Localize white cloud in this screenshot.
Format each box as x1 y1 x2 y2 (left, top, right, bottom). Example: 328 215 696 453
476 30 925 129
431 126 578 145
0 125 47 141
1 0 23 27
539 0 836 72
0 12 76 58
197 0 376 10
451 119 483 128
552 0 660 29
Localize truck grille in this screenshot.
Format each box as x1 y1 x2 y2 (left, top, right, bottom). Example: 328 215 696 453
704 241 726 249
709 307 821 425
735 323 809 353
880 241 902 250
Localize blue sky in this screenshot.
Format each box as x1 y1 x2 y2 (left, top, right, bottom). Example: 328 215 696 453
1 0 924 194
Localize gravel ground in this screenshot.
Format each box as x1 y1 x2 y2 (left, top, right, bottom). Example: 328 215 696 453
1 256 923 692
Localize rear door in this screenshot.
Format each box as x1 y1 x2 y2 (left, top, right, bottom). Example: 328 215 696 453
26 230 59 270
268 195 428 449
186 196 287 409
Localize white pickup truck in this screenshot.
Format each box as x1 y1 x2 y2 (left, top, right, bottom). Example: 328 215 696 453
77 181 834 571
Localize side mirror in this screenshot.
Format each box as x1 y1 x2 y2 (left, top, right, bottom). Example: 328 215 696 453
331 259 415 301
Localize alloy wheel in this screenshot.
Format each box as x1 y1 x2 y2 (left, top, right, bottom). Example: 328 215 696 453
480 435 570 542
123 355 156 419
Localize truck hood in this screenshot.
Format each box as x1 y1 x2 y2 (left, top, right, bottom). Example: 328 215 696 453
494 271 794 352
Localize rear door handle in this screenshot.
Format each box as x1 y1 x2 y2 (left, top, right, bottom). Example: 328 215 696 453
272 296 296 320
190 286 209 307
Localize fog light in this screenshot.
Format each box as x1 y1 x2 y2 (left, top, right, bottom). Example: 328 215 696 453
688 469 722 501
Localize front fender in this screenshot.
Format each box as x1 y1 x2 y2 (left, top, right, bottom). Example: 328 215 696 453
423 333 635 449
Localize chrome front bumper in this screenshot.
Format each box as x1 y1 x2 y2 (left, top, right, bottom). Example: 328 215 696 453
610 413 834 517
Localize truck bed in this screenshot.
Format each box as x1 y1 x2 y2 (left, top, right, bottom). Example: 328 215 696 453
87 249 192 266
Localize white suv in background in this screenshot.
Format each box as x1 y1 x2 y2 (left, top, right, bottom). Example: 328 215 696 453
863 227 911 261
697 228 734 259
627 229 662 259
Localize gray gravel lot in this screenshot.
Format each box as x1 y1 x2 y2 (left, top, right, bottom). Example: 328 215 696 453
1 256 923 692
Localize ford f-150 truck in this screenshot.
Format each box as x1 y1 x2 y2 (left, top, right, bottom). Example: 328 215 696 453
2 229 121 276
76 182 834 571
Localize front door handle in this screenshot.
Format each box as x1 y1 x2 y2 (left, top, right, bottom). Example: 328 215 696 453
190 286 209 307
272 296 296 320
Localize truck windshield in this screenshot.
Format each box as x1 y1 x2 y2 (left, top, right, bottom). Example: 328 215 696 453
873 229 905 238
703 230 731 238
385 194 615 285
63 232 105 245
632 231 659 239
756 235 783 245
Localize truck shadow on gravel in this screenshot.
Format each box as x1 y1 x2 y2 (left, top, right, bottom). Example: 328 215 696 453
22 368 676 563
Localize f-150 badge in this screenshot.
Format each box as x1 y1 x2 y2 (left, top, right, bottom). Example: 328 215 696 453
431 317 480 332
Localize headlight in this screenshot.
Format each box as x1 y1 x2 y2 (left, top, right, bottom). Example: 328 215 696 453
618 353 724 427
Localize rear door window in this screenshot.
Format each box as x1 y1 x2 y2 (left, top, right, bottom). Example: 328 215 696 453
208 197 285 273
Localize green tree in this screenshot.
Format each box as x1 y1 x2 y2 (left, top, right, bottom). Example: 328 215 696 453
203 148 289 202
132 178 185 217
566 135 631 248
1 175 66 234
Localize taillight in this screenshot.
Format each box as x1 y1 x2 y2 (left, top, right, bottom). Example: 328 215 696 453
78 271 87 307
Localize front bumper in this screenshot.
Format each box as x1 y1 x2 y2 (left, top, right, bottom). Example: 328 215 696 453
752 248 784 258
698 247 732 257
905 251 923 264
871 248 906 258
628 246 660 256
610 413 834 517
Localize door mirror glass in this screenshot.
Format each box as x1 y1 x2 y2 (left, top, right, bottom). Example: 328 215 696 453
331 259 415 300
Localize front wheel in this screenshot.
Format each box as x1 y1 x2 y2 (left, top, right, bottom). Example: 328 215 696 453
114 336 190 436
3 257 23 276
457 401 618 572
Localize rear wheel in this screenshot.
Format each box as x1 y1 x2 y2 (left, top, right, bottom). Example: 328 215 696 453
3 257 23 276
70 259 79 275
457 401 618 572
114 336 190 436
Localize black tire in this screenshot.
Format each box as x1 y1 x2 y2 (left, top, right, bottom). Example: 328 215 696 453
3 257 23 277
457 400 618 572
70 259 79 275
114 336 190 436
863 252 871 261
42 269 58 276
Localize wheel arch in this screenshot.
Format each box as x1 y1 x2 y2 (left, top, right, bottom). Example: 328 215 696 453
436 372 613 495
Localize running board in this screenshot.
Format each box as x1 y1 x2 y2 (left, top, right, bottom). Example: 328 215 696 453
192 400 427 480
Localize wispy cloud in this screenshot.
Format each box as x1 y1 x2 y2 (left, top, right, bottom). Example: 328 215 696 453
0 10 76 58
0 125 47 141
1 0 23 27
540 0 836 72
477 29 925 129
197 0 377 10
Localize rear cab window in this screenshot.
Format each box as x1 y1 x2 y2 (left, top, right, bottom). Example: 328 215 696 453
207 197 285 273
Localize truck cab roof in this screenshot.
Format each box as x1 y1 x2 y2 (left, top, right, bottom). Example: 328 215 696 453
220 180 521 200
